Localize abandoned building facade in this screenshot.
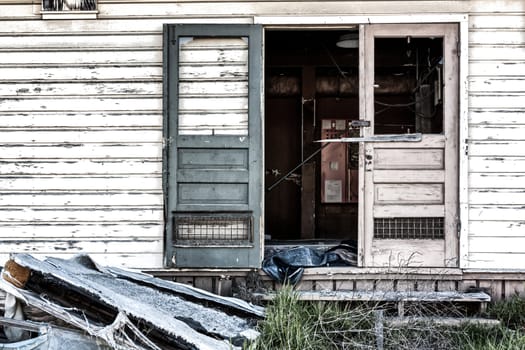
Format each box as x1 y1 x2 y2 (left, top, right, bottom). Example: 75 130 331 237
0 0 524 299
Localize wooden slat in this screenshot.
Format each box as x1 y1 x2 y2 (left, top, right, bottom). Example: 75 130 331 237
374 148 444 170
504 281 525 298
470 237 525 254
371 239 444 267
0 191 162 206
470 14 525 29
0 97 162 112
375 184 443 205
469 173 525 189
0 238 162 254
470 94 525 109
0 82 162 96
0 130 161 143
0 34 162 49
469 61 525 76
0 50 160 64
469 109 525 125
0 66 162 81
0 144 161 159
0 159 161 175
470 124 525 141
469 77 525 93
374 204 445 218
0 223 162 239
470 205 525 221
467 253 525 269
470 189 525 205
0 176 161 190
469 220 525 237
260 290 490 302
0 206 163 222
178 183 248 205
469 157 525 173
0 253 164 269
469 141 525 156
374 170 444 183
469 30 525 45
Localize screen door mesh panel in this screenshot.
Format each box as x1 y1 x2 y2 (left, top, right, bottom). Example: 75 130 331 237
374 217 444 239
174 212 252 245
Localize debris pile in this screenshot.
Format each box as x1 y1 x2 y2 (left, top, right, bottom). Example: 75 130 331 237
0 254 264 350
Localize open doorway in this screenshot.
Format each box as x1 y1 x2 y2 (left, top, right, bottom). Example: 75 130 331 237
264 26 456 267
264 29 360 245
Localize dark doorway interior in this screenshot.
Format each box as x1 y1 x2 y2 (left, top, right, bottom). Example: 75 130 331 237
264 29 444 244
264 30 360 242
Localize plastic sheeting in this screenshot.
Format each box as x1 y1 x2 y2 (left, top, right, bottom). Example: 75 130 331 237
0 326 110 350
262 241 357 284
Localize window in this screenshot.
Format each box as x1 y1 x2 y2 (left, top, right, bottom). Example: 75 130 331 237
42 0 96 11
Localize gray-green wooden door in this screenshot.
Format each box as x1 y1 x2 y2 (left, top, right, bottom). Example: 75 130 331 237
164 24 263 268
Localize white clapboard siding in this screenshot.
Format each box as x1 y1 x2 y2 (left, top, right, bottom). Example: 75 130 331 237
469 109 525 125
0 206 163 222
0 144 161 159
0 82 163 96
469 77 525 93
0 113 163 128
0 34 162 49
0 223 163 239
469 221 525 237
0 159 162 175
0 130 161 143
0 66 162 81
0 191 163 206
465 1 525 269
0 15 164 267
469 173 525 189
0 175 162 190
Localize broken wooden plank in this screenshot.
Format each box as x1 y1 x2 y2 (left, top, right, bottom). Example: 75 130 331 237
258 290 491 303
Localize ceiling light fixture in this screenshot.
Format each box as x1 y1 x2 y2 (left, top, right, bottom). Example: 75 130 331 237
336 33 359 49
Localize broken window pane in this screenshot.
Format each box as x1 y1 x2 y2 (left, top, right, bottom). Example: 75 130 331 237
42 0 97 11
178 36 249 136
374 37 444 134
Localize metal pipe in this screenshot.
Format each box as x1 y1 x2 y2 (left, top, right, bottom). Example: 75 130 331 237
266 142 331 193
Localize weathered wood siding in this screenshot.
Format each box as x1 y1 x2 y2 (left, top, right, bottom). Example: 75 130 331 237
0 0 524 270
0 4 168 267
467 1 525 269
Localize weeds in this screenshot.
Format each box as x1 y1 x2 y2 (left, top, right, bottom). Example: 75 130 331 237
248 287 525 350
486 293 525 330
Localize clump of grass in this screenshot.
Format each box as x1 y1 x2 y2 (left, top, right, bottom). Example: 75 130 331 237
248 289 525 350
486 293 525 330
248 285 376 349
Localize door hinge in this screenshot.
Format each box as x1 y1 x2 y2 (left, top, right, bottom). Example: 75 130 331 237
456 40 461 57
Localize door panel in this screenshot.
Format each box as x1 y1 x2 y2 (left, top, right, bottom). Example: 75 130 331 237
164 24 263 268
361 24 458 267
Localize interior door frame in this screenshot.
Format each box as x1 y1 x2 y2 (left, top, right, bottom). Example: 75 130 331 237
358 23 460 268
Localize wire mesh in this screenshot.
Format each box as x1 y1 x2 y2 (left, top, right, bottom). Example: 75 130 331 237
174 212 252 245
374 217 444 239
